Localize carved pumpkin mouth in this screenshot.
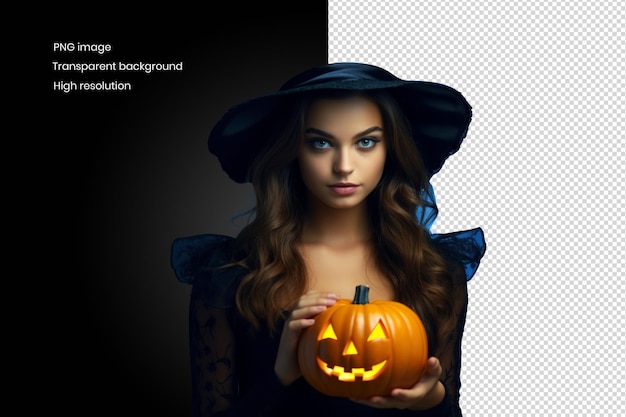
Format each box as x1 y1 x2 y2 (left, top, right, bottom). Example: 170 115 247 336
316 357 388 382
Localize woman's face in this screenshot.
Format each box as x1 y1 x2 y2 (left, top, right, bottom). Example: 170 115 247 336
298 95 387 210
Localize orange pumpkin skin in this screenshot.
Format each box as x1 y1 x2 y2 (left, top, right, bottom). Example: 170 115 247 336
297 285 428 399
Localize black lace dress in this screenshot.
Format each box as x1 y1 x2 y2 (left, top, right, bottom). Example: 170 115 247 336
171 227 485 417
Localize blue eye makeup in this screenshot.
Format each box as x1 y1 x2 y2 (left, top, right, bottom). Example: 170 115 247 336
357 137 380 149
308 138 331 149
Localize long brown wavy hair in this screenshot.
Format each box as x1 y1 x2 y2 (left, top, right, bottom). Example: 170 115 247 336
232 89 455 354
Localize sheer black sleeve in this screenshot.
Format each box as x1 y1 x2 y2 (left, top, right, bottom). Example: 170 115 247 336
388 264 468 417
188 293 289 416
436 265 469 417
189 294 238 415
430 227 486 416
172 234 289 416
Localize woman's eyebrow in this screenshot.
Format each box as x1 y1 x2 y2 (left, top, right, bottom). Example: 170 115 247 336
304 126 383 139
304 127 333 138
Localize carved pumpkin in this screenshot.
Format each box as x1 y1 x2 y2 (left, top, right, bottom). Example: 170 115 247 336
297 285 428 398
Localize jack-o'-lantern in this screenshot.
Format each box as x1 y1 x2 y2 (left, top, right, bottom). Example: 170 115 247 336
297 285 428 398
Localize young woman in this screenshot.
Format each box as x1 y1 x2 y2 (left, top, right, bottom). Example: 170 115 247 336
171 62 486 416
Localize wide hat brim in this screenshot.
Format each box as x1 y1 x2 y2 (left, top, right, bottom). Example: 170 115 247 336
208 62 472 183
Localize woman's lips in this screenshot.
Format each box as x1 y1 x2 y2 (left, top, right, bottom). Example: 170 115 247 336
328 183 359 195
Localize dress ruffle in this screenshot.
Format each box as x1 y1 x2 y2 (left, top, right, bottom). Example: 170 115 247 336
171 233 245 308
431 228 486 281
417 182 487 281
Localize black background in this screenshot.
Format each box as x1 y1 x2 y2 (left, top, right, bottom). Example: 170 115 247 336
42 4 328 415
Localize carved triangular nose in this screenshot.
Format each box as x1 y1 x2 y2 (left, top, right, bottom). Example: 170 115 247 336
343 340 358 356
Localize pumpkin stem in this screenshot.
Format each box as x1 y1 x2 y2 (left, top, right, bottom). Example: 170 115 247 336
352 285 370 304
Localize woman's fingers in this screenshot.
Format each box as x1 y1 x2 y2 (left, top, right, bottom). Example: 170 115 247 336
289 305 326 321
393 357 442 397
288 295 337 330
293 292 339 309
274 291 339 386
351 357 444 410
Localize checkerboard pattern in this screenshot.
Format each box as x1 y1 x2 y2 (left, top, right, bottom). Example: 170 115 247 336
329 1 626 415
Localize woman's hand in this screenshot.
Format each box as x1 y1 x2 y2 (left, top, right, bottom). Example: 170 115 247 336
274 291 339 386
350 357 446 410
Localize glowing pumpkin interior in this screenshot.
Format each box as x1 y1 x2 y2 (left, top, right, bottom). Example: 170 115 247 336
316 319 391 382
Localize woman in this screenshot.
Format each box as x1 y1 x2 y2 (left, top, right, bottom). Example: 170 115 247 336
171 62 486 416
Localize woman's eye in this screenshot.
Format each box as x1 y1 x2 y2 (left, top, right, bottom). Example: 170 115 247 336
309 139 331 149
357 137 379 149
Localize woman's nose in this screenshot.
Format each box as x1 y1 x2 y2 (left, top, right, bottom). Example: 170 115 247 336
333 149 355 175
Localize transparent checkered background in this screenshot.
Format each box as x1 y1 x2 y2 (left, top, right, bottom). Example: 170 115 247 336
330 1 625 415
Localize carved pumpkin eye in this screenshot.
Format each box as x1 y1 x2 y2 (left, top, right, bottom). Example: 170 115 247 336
367 320 389 341
320 323 338 340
